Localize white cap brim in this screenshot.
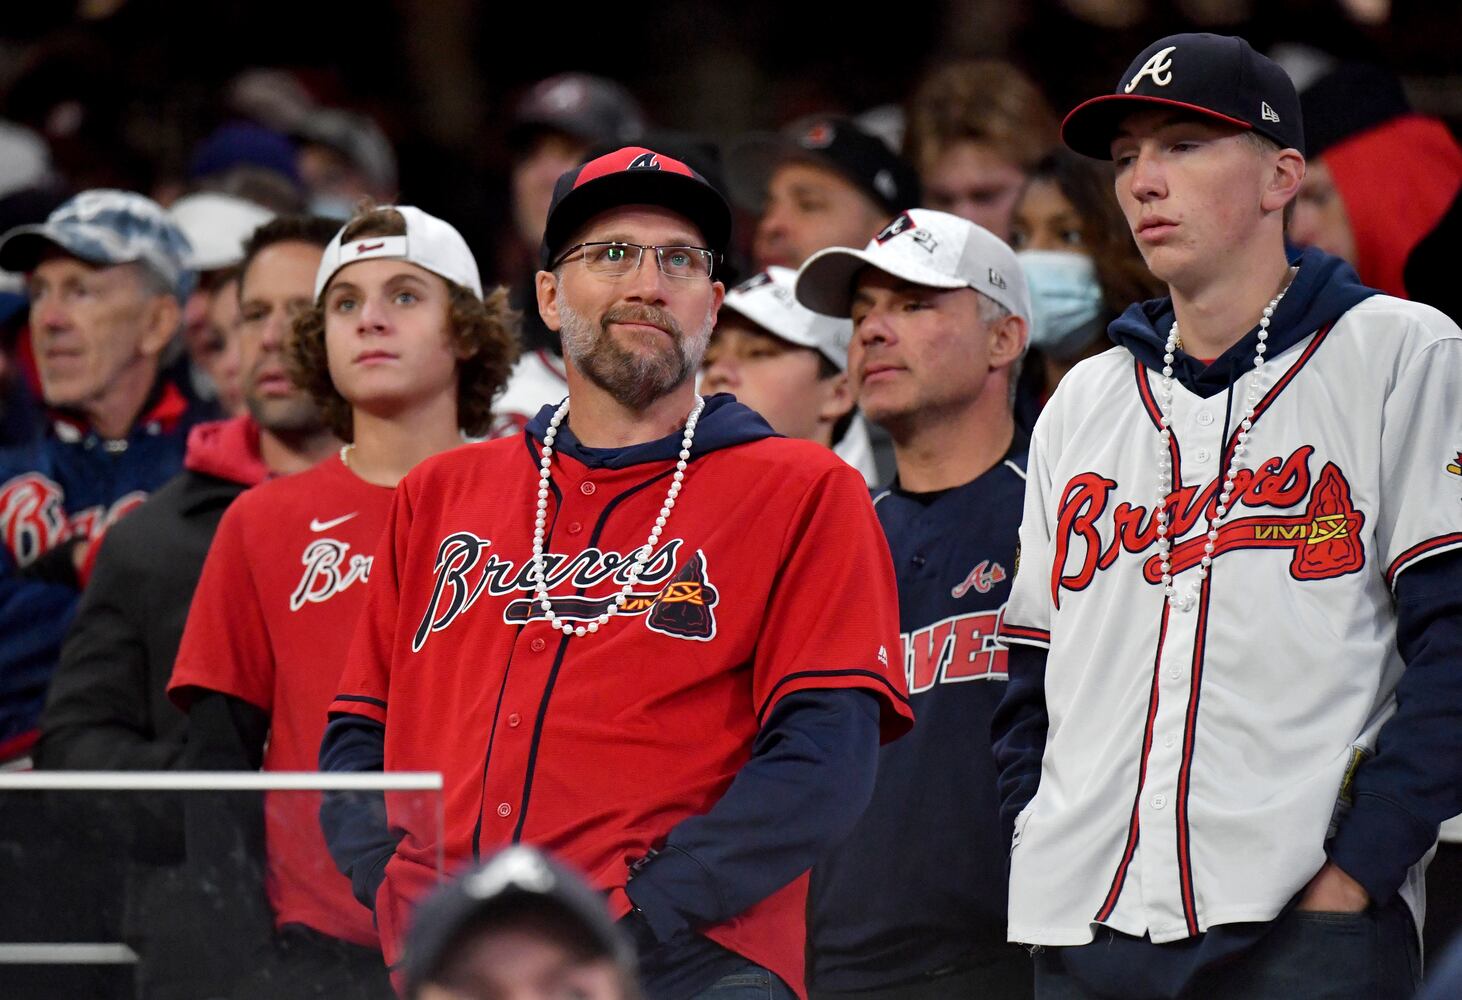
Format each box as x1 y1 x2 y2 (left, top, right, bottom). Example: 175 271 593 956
795 245 967 318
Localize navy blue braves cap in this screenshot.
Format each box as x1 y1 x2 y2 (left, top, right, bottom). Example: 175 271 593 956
725 116 922 215
1062 34 1304 160
541 145 732 267
402 846 635 997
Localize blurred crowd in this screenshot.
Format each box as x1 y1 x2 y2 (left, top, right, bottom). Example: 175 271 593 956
0 4 1460 1000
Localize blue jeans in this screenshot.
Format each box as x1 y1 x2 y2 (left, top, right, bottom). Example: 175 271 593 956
1035 901 1421 1000
688 960 798 1000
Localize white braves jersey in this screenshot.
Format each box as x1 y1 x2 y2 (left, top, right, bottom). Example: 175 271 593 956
1000 295 1462 945
487 348 569 439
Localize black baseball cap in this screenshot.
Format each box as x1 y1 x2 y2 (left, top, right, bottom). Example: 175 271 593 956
510 73 647 151
540 145 733 268
402 846 636 997
725 116 922 215
1062 33 1305 160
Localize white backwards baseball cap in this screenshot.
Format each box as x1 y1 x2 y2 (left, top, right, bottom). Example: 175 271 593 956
721 266 853 371
795 208 1031 324
169 192 276 272
314 205 482 301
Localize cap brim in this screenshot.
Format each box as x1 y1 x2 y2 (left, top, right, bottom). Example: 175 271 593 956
795 245 966 318
541 170 732 267
0 226 86 273
1061 94 1254 159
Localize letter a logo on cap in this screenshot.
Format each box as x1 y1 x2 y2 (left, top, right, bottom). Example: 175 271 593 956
1125 45 1177 92
628 152 661 170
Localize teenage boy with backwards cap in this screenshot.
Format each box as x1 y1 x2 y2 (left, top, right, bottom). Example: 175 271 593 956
402 845 642 1000
167 204 518 998
318 146 913 1000
794 209 1034 998
702 266 876 485
992 33 1462 999
728 117 922 271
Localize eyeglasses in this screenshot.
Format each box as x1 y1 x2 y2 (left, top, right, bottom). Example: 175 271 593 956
551 242 717 280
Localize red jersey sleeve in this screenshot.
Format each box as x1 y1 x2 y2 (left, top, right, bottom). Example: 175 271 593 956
751 462 912 741
328 476 416 727
168 497 276 712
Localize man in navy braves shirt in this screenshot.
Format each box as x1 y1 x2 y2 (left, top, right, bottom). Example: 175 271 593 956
796 208 1034 998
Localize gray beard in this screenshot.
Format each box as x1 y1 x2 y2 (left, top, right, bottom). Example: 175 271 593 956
558 299 712 411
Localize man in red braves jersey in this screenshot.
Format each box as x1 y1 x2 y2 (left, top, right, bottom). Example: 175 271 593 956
167 204 517 999
319 147 913 1000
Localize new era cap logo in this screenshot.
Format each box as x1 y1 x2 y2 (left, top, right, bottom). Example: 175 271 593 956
911 229 938 253
1125 45 1177 92
875 213 916 243
988 268 1007 289
1261 101 1281 122
627 152 661 170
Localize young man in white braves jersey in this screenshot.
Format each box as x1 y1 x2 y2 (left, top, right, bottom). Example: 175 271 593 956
993 33 1462 999
167 205 517 998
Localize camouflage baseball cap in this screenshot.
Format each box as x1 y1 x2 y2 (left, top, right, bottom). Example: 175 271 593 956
0 189 195 298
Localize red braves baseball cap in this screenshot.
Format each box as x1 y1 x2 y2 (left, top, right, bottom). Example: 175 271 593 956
1062 33 1305 160
540 146 732 268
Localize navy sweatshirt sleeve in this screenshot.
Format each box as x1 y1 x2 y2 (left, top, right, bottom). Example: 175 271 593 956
1328 549 1462 903
318 712 401 909
625 688 881 942
991 642 1050 849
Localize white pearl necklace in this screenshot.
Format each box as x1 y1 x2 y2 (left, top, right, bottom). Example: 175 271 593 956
531 395 703 637
1154 273 1294 612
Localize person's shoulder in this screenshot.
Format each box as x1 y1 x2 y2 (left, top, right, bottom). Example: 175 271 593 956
710 436 865 491
406 436 527 488
1341 294 1462 345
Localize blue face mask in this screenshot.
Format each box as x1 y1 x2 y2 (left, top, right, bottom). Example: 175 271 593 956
1017 250 1106 360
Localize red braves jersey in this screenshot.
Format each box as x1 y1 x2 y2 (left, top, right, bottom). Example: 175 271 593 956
170 455 392 947
330 430 913 986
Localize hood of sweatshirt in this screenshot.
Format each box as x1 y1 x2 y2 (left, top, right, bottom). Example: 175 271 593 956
524 392 778 470
1107 246 1377 399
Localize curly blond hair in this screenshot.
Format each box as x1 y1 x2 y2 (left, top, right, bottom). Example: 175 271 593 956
288 206 519 441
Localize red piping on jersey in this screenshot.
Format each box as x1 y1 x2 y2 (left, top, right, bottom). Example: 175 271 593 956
1385 532 1462 587
1174 573 1213 937
758 669 910 723
1134 361 1182 478
1094 598 1170 922
999 624 1051 645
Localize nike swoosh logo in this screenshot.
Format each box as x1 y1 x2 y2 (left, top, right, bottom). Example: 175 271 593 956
309 512 359 532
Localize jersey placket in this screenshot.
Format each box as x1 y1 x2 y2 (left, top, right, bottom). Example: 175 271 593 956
477 458 613 848
1123 385 1226 940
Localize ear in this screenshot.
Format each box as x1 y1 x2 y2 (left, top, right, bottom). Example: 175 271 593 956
710 279 726 318
989 312 1028 370
817 370 856 425
138 295 181 359
535 269 562 332
1263 149 1306 215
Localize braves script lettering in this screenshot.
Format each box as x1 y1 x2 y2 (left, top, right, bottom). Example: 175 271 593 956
413 535 685 651
291 538 373 611
1051 446 1365 605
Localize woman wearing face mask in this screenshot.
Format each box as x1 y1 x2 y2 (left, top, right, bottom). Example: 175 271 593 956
1009 148 1163 428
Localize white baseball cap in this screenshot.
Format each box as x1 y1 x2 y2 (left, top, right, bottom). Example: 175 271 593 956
314 205 482 301
721 266 853 371
794 208 1031 324
169 192 276 272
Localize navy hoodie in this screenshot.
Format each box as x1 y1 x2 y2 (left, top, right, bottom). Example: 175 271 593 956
993 247 1462 998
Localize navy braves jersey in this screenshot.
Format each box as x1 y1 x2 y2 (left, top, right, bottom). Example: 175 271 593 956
0 382 203 761
808 437 1027 991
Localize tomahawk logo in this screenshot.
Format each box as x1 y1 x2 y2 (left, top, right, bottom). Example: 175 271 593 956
628 153 661 170
1125 46 1177 92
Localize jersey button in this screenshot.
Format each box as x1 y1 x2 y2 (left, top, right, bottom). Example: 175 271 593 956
1164 734 1176 748
497 802 512 818
912 554 926 567
580 482 596 496
1152 794 1167 810
508 713 521 728
1196 448 1212 463
530 637 547 653
1196 411 1214 426
567 521 583 535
